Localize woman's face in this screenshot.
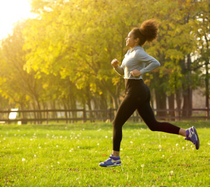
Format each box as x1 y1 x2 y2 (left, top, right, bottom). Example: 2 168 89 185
125 31 139 48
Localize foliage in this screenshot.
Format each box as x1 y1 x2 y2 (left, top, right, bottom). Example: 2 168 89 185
0 0 209 110
0 21 43 109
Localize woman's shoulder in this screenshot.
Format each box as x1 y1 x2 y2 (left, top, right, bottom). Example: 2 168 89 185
135 47 148 56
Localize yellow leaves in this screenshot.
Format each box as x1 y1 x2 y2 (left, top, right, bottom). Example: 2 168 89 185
186 0 192 3
90 83 96 93
165 49 184 60
25 95 30 101
0 77 7 85
23 63 31 74
20 0 209 97
112 77 121 86
174 27 181 35
42 83 48 89
48 46 53 51
168 22 176 30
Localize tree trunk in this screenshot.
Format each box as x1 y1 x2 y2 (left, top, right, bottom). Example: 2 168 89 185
87 97 94 122
100 94 107 110
62 98 68 123
32 101 37 124
182 87 192 117
35 96 42 124
101 79 121 109
155 89 167 119
51 100 57 120
70 96 77 119
85 86 94 122
168 94 175 121
205 60 209 118
175 89 182 120
100 94 108 120
182 54 192 117
68 80 77 119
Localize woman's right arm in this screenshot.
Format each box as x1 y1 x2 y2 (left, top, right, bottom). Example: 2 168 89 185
111 59 124 75
114 66 124 75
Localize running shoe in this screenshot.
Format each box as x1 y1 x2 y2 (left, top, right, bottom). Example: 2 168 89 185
185 126 200 150
99 155 121 167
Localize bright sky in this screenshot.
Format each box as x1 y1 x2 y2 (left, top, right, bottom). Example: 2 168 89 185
0 0 33 40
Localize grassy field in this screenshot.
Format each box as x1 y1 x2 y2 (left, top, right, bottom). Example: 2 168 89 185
0 121 210 187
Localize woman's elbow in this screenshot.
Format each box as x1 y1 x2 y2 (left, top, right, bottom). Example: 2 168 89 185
156 61 161 67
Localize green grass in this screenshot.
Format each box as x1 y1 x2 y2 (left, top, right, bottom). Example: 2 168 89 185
0 121 210 187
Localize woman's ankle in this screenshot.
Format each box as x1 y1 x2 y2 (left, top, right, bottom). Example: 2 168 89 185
179 128 187 137
112 150 120 157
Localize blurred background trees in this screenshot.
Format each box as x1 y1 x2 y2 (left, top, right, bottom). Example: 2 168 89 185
0 0 209 118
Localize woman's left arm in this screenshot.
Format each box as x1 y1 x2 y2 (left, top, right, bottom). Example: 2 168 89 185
131 50 160 78
138 51 160 75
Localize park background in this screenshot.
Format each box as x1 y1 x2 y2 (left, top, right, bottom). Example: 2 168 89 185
0 0 210 186
0 0 209 121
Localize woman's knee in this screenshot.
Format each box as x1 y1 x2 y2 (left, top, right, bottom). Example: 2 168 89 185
112 119 123 131
112 119 118 129
145 120 159 131
148 125 158 131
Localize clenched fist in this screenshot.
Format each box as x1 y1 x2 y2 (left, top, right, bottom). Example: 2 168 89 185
111 59 119 68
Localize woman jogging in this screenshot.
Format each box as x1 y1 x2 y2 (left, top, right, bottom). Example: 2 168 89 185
99 19 200 167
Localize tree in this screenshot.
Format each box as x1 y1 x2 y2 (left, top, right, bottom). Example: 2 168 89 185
23 0 147 109
190 0 210 115
143 0 205 118
0 21 43 111
0 0 209 119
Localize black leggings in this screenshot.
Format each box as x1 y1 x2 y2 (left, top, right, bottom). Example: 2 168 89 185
113 79 180 151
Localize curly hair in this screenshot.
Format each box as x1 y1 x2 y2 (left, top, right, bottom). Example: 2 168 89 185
132 19 159 46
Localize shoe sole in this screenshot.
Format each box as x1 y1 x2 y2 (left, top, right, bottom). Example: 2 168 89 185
99 163 121 167
192 126 200 150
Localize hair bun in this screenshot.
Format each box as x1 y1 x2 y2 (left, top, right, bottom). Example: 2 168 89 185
140 19 158 42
